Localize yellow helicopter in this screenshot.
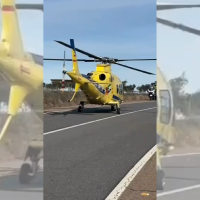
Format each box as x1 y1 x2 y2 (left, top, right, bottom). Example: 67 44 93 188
44 39 156 114
0 0 43 184
156 2 200 190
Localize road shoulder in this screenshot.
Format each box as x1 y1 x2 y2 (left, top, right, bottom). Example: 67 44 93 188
118 153 156 200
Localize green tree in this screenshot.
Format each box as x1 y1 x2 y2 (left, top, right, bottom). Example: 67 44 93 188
191 90 200 114
132 84 136 91
122 80 127 89
137 86 142 92
169 72 188 114
170 72 188 96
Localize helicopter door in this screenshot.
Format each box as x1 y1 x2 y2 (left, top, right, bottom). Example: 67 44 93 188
159 90 171 125
119 84 123 95
116 85 119 94
111 76 114 93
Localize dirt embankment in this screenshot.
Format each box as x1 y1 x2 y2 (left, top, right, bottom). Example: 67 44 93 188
173 117 200 147
0 112 42 162
43 91 149 109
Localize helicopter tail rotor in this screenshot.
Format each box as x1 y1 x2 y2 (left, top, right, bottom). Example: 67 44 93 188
61 51 66 92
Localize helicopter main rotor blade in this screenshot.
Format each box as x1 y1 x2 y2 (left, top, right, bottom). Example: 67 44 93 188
157 17 200 36
43 58 156 62
15 4 43 11
55 40 102 60
114 63 156 75
0 3 44 11
43 58 95 62
116 58 156 62
54 41 157 63
157 4 200 11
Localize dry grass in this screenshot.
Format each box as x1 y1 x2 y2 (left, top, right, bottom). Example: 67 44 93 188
174 117 200 147
44 91 149 109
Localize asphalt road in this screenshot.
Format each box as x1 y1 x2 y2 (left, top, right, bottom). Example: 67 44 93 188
157 149 200 200
44 102 156 200
0 159 43 200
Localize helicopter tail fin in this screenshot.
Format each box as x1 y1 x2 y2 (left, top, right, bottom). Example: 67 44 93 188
0 0 24 58
70 39 80 74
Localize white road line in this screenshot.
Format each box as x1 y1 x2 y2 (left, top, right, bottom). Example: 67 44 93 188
157 184 200 197
43 101 154 114
105 145 157 200
163 152 200 158
43 107 156 135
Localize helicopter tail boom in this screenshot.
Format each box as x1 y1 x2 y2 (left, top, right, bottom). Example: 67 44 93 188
0 0 24 59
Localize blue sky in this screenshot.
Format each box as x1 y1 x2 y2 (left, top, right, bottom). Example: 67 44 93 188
44 0 157 86
0 0 43 54
157 0 200 93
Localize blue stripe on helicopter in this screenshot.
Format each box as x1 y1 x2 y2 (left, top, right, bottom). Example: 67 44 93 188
81 74 105 94
112 95 121 101
70 39 76 54
81 74 96 82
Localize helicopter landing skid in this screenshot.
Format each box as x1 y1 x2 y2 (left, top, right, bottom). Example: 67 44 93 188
19 159 40 184
78 101 85 112
116 103 121 114
111 105 116 111
19 141 43 184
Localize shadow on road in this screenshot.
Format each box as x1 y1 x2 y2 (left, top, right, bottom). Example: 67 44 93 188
46 104 156 117
0 171 43 193
47 107 116 116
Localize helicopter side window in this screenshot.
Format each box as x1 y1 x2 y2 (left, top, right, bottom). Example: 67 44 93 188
119 84 123 95
121 84 123 94
159 90 171 124
87 73 93 76
116 85 119 94
99 74 106 81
